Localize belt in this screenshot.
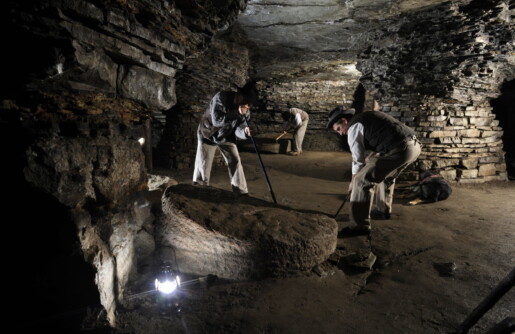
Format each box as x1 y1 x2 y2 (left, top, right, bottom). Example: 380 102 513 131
404 135 421 146
385 135 419 155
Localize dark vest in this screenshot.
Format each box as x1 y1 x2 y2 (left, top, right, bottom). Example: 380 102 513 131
348 111 415 153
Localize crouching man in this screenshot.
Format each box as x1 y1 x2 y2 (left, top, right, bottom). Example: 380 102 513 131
327 106 421 235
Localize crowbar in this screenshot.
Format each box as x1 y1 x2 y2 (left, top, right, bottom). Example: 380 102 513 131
334 193 350 218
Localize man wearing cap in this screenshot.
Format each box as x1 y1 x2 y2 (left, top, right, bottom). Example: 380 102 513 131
327 106 421 234
193 82 258 195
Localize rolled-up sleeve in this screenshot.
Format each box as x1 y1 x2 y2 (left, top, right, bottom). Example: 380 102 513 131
347 122 366 175
294 113 302 128
234 112 250 140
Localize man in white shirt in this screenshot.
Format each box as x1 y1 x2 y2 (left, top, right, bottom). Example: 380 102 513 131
327 106 421 235
281 107 309 156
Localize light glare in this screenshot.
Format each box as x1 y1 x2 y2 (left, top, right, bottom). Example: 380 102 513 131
155 275 181 295
155 278 177 294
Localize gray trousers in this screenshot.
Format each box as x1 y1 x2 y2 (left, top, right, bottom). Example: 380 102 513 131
192 132 248 194
350 139 421 227
293 119 308 152
374 180 394 214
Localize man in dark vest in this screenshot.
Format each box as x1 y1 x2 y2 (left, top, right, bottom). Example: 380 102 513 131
327 106 421 235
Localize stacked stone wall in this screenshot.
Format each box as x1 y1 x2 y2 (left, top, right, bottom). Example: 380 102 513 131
357 0 514 183
252 67 363 151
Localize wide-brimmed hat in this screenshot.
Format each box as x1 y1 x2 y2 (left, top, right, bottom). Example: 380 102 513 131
236 81 259 106
326 106 355 129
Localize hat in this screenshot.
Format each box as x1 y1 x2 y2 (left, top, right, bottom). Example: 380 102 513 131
326 106 355 129
236 81 259 106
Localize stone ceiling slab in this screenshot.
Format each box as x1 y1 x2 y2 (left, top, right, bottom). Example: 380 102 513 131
237 0 472 78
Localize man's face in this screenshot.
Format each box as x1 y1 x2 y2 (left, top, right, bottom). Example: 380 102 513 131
238 104 250 115
332 118 348 136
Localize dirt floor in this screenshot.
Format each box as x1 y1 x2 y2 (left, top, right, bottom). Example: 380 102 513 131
115 150 514 334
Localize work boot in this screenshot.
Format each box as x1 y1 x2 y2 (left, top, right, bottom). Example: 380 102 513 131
192 181 209 188
370 209 391 220
344 251 377 270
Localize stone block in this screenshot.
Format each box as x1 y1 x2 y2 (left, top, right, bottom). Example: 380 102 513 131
429 130 457 138
495 163 507 172
478 163 497 176
462 137 481 144
458 177 485 184
427 115 447 121
238 133 291 154
458 169 478 178
449 117 468 126
460 158 478 169
158 184 338 280
438 137 462 144
469 117 493 126
434 159 460 168
439 169 457 181
419 159 434 170
482 136 500 143
458 128 481 137
481 130 502 137
478 156 500 164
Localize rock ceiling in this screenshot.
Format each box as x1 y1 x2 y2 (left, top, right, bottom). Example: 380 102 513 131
236 0 472 78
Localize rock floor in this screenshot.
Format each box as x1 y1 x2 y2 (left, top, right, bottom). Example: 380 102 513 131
107 151 515 334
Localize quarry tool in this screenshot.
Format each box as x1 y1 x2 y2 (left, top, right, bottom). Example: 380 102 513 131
334 193 350 218
244 116 278 204
275 132 287 141
456 267 515 334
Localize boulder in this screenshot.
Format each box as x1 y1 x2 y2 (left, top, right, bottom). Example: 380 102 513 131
157 184 337 280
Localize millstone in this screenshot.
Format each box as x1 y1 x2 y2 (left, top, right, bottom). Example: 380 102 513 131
157 184 338 280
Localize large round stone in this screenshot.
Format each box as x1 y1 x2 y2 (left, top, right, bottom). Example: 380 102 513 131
157 184 337 280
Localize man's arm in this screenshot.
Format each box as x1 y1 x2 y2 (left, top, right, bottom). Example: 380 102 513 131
235 111 251 140
347 122 366 192
210 92 234 127
293 113 302 129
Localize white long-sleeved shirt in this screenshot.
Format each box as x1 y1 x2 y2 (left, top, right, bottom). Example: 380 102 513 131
284 111 303 131
347 122 366 175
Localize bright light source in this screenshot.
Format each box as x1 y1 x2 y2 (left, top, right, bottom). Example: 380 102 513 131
155 266 181 295
155 278 178 294
138 137 145 146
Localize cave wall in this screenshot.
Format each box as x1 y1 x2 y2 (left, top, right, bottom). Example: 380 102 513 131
357 0 514 183
251 62 367 152
1 0 247 328
155 26 253 170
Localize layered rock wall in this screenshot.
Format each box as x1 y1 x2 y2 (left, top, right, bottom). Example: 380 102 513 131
250 62 366 151
357 0 514 183
2 0 247 327
155 28 253 169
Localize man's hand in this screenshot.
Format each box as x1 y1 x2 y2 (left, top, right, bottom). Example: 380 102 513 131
244 126 251 137
365 152 378 164
348 174 355 193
